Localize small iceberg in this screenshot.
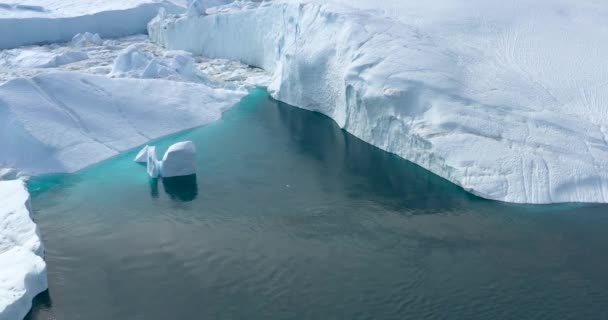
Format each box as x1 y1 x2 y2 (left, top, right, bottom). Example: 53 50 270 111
135 141 196 178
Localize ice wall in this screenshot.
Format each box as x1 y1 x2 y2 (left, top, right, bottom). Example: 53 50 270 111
0 0 184 49
0 180 47 320
149 1 608 204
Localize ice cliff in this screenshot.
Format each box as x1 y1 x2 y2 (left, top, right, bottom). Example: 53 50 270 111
0 180 47 320
149 0 608 204
0 0 184 49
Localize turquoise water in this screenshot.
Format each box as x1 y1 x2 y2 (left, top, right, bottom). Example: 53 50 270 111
27 89 608 320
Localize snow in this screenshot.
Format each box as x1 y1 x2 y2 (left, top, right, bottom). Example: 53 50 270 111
0 180 47 320
149 0 608 204
0 0 184 49
0 71 243 175
0 48 88 68
160 141 196 177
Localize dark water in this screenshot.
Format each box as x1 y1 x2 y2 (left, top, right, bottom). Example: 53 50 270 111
27 89 608 320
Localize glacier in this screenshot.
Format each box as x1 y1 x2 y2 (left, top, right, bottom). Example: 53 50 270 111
0 180 47 320
0 0 185 49
149 0 608 204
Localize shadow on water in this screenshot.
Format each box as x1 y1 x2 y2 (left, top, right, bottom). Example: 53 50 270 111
159 175 198 202
24 290 52 320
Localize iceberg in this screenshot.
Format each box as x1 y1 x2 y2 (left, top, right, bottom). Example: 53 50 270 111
0 0 184 49
0 72 243 175
0 180 47 320
149 0 608 204
160 141 196 178
135 142 197 178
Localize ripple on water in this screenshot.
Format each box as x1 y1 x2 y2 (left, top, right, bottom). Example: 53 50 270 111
27 89 608 320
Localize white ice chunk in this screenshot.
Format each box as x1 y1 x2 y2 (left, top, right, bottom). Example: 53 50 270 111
0 72 243 175
110 45 200 82
146 146 161 178
134 145 151 163
160 141 196 178
0 180 47 320
71 32 103 47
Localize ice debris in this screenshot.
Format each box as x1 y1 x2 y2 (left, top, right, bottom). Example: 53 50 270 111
71 32 103 47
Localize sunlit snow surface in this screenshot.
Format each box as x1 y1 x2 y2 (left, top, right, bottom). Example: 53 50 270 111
0 180 46 320
150 0 608 204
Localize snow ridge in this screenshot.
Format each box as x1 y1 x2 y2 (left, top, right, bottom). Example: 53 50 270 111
149 0 608 204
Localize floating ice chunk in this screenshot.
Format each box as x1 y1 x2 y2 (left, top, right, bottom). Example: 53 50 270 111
0 0 184 50
110 45 200 82
134 145 151 163
71 32 103 47
146 146 161 178
160 141 196 178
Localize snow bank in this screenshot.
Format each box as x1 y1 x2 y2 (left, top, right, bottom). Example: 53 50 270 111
0 0 184 49
0 72 243 175
149 0 608 204
0 180 47 320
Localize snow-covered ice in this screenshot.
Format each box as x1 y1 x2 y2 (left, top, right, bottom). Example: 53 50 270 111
160 141 196 177
0 0 184 49
0 180 47 320
0 71 243 175
0 48 88 68
149 0 608 204
0 35 271 89
110 44 200 82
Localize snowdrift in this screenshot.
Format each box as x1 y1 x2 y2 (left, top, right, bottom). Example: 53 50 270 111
0 0 184 49
0 72 243 175
149 0 608 204
0 180 47 320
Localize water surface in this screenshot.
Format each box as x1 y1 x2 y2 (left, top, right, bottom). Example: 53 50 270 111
28 89 608 320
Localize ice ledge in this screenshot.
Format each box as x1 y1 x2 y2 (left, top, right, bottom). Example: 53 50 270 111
0 180 47 320
149 1 608 204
